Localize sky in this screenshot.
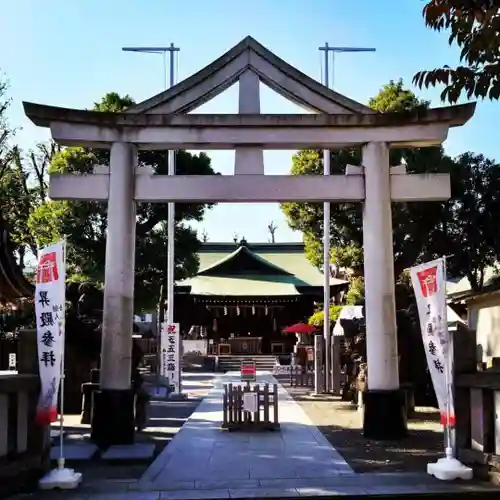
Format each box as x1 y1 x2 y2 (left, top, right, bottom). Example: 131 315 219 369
1 0 498 244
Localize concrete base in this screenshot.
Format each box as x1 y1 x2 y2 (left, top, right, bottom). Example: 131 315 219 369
363 389 407 440
38 463 82 490
102 443 156 462
427 450 473 481
50 443 98 461
91 389 135 447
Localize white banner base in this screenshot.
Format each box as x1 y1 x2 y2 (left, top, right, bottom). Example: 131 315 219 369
427 450 473 481
39 460 82 490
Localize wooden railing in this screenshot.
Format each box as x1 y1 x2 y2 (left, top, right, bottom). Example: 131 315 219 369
451 324 500 481
222 382 279 431
289 365 315 388
455 371 500 479
0 373 49 497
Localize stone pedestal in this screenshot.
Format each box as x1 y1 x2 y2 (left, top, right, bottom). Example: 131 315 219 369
363 389 407 439
91 389 135 447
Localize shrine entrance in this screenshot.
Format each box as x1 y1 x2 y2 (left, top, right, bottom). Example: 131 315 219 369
24 36 475 446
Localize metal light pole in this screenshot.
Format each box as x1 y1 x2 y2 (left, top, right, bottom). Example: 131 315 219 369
122 43 181 393
318 42 376 393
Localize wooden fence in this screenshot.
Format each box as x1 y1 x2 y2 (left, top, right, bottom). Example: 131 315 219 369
456 370 500 480
0 373 49 498
222 382 279 431
451 323 500 481
289 365 315 388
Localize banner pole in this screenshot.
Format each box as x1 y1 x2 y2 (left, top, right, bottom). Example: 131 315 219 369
38 238 82 490
442 256 454 459
58 236 67 468
410 256 472 481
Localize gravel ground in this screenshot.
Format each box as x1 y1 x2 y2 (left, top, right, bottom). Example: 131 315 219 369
287 385 445 473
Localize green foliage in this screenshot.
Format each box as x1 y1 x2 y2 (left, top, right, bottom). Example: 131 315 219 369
26 92 217 309
282 80 445 279
427 151 500 290
0 72 59 266
308 304 342 327
282 79 500 300
345 276 365 305
368 79 430 112
414 1 500 102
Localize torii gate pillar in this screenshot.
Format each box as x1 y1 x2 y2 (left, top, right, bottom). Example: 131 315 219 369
362 142 405 439
91 142 138 446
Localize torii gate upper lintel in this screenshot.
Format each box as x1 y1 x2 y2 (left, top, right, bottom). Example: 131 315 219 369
22 37 476 446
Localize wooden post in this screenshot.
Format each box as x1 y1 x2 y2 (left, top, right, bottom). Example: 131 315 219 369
238 385 243 424
228 383 233 424
263 384 270 424
254 384 260 424
454 325 476 454
482 389 496 453
223 385 228 427
273 384 279 424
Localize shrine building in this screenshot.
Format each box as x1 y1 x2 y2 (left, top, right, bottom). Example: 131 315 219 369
175 240 348 355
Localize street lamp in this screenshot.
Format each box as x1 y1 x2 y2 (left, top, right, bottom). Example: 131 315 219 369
317 42 376 394
122 43 181 394
122 45 180 89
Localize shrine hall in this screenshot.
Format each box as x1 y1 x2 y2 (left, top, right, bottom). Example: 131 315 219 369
174 240 348 355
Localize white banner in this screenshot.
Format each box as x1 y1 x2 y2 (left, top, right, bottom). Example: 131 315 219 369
161 322 180 392
34 240 66 425
410 258 454 427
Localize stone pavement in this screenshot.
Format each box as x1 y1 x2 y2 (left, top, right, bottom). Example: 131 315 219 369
11 372 500 499
140 371 353 490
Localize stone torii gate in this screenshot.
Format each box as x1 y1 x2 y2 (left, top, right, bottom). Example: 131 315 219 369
23 37 475 445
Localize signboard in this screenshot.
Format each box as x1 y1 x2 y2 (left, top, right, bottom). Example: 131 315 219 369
273 365 292 374
243 392 258 412
306 347 314 362
161 322 180 392
240 360 256 382
34 240 66 425
8 353 16 370
410 258 454 427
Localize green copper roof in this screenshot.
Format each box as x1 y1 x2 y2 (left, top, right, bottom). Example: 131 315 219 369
178 242 348 296
198 245 293 276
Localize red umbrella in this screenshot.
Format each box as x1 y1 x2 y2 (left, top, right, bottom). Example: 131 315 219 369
283 322 320 334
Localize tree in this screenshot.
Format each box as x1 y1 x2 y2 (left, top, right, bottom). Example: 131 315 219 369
424 152 500 290
28 92 217 309
1 143 58 266
0 73 58 267
283 80 500 301
282 80 448 280
267 221 277 243
413 1 500 102
200 229 209 242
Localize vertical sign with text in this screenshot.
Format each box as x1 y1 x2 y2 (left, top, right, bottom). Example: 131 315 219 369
34 240 66 425
161 322 180 393
410 258 454 427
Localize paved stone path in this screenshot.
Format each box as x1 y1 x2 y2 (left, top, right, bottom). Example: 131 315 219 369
140 372 353 493
11 372 500 499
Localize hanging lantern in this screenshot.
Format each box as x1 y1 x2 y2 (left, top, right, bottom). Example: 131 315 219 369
224 306 228 316
265 305 268 315
237 305 240 316
252 305 255 315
